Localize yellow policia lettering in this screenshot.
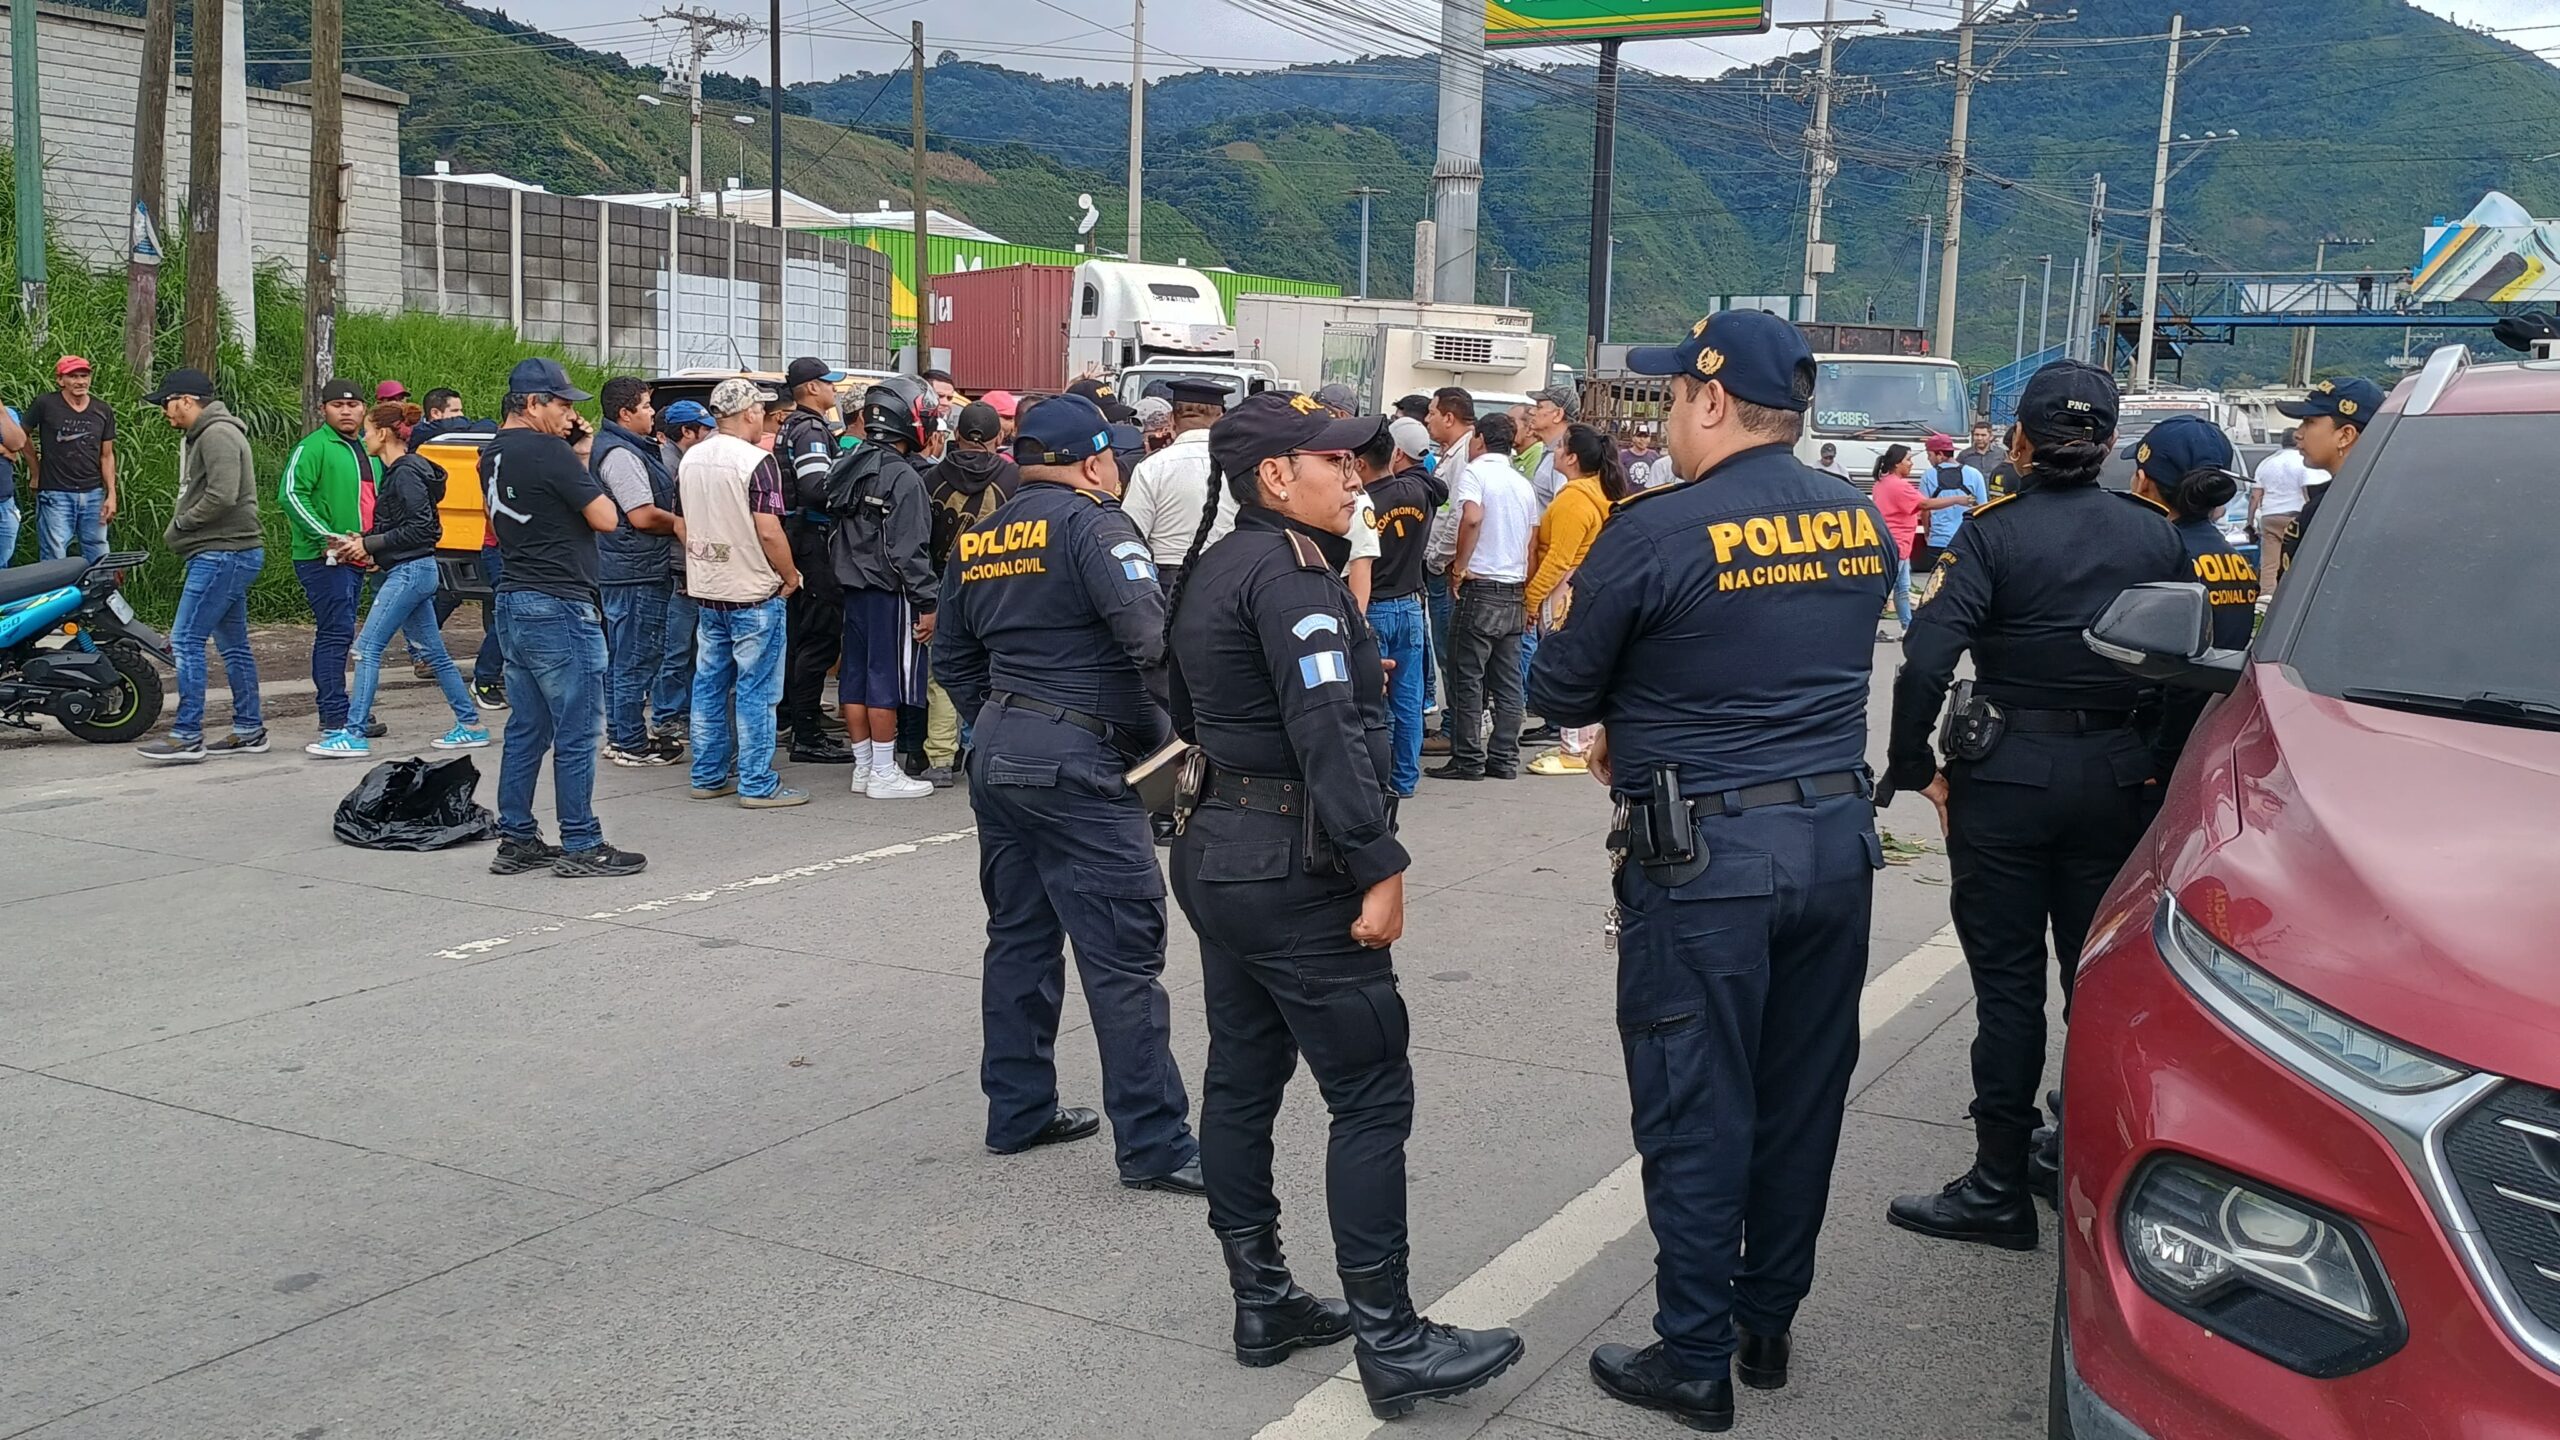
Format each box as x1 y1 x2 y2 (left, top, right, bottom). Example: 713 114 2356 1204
957 519 1050 563
1719 561 1831 591
1705 507 1882 565
961 557 1048 582
2207 587 2257 608
2191 551 2258 585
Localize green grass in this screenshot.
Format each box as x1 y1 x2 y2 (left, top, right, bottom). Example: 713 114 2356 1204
0 155 605 622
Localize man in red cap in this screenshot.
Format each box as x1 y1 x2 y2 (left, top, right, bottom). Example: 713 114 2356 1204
375 380 411 405
1909 431 1984 577
28 356 118 561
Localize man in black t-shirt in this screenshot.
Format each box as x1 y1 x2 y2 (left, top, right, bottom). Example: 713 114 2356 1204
481 357 646 880
28 356 118 561
1366 415 1447 797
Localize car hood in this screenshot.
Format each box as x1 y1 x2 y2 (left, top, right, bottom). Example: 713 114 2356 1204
2169 664 2560 1088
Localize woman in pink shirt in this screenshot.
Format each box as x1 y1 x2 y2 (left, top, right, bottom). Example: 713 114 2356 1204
1867 443 1922 634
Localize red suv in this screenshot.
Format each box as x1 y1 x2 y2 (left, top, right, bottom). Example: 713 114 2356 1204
2053 346 2560 1438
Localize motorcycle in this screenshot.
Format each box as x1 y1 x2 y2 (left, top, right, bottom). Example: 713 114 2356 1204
0 551 175 743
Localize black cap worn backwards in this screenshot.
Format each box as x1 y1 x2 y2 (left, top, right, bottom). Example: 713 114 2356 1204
505 357 593 403
1013 394 1116 467
1207 391 1386 479
318 377 364 405
2124 413 2236 481
2014 360 2116 447
142 367 215 404
2276 377 2387 429
1161 377 1233 408
1624 310 1816 412
784 357 832 390
955 401 1003 443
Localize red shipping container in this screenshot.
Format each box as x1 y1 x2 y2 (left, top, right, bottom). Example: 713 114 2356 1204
931 264 1075 396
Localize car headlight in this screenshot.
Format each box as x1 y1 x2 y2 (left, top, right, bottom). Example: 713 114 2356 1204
2160 899 2466 1094
2121 1157 2405 1377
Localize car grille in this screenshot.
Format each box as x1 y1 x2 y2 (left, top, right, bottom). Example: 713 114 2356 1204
2442 1081 2560 1337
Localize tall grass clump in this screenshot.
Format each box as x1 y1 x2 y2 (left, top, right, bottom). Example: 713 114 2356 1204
0 153 606 620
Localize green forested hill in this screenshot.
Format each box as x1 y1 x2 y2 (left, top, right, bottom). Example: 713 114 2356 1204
76 0 2560 380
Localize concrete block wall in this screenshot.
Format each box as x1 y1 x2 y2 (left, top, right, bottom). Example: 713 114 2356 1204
0 1 406 311
404 176 891 373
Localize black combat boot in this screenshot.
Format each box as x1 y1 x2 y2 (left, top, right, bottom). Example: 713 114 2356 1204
1337 1251 1525 1418
1886 1125 2040 1251
1216 1224 1352 1367
2027 1123 2060 1206
1735 1327 1791 1390
1589 1341 1735 1432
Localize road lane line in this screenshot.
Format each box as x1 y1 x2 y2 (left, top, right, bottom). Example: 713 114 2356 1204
1253 923 1966 1439
429 828 977 960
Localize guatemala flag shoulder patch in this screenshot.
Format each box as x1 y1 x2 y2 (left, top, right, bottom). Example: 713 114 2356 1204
1298 650 1351 689
1110 539 1156 582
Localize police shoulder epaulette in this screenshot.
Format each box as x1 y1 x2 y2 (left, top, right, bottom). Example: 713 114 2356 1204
1968 492 2021 520
2113 489 2173 516
1611 478 1693 512
1285 530 1328 570
1079 488 1109 506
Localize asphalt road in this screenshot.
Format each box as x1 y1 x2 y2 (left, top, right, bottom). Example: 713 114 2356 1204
2 646 2060 1440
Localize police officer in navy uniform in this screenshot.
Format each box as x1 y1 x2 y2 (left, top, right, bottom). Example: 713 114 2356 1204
1882 361 2183 1248
932 393 1204 1194
2126 413 2255 776
1528 311 1895 1434
777 358 861 764
1164 391 1524 1419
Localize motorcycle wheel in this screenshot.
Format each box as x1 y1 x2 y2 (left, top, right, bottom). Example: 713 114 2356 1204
58 643 164 744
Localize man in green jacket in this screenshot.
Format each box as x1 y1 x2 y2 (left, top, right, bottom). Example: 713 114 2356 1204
280 378 376 734
137 369 269 762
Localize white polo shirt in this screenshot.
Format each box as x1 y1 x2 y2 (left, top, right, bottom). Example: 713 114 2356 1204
1452 451 1536 583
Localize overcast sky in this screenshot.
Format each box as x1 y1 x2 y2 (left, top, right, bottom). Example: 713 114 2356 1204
508 0 2553 87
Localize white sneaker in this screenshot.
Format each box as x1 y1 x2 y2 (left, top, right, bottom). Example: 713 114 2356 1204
865 769 935 799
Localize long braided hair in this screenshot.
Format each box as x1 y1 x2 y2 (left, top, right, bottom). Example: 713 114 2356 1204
1159 461 1239 650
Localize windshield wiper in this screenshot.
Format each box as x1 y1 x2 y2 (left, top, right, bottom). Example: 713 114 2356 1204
2339 687 2560 731
1849 417 1938 437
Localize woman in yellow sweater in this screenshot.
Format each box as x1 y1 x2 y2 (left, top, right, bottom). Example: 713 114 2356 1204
1524 424 1631 775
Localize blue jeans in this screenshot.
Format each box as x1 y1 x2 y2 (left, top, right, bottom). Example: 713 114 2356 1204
1369 594 1427 796
689 597 788 799
292 558 364 730
349 558 477 733
494 590 608 851
601 581 673 750
169 547 264 740
0 494 20 566
1423 571 1453 714
657 585 696 724
473 550 506 686
36 490 108 562
1518 626 1541 698
1892 558 1913 627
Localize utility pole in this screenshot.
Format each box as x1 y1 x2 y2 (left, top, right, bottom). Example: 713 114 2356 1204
1584 38 1618 374
651 8 762 213
910 20 930 366
303 0 346 429
2133 18 2246 391
2073 174 2104 362
2063 255 2082 361
1780 0 1881 322
1428 0 1485 304
1932 0 1980 359
1349 186 1384 298
1491 261 1514 308
769 0 783 227
11 0 46 345
181 0 226 370
122 0 177 379
1911 213 1932 331
2036 253 2053 353
2012 274 2030 362
1126 0 1144 262
2299 235 2372 384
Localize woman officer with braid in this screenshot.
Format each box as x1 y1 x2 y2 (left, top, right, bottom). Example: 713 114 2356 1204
1163 392 1523 1418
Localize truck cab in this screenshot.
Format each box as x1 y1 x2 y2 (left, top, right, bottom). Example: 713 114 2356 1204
1114 357 1284 408
1798 352 1972 482
1069 261 1238 372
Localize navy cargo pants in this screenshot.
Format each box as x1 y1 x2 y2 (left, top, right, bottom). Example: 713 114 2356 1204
968 703 1197 1180
1612 791 1879 1380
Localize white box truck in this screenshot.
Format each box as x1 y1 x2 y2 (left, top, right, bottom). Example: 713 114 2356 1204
1231 295 1554 406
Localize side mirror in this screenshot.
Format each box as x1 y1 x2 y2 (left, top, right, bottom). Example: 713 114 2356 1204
2084 582 2245 695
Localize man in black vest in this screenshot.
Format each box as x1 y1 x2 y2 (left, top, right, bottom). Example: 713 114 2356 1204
593 377 685 767
776 358 860 764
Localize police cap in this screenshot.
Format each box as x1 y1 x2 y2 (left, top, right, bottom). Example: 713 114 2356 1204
1162 377 1232 408
1208 391 1385 478
1013 393 1115 467
1067 375 1138 423
2014 360 2116 446
1624 310 1815 412
2122 412 2234 480
784 357 832 389
2276 376 2387 430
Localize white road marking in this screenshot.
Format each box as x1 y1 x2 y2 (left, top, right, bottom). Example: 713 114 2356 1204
430 828 977 960
1253 923 1967 1440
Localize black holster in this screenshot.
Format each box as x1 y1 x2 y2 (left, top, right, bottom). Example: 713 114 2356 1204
1939 679 2007 763
1605 764 1709 888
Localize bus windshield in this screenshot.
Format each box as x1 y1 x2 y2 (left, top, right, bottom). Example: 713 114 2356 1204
1809 361 1970 438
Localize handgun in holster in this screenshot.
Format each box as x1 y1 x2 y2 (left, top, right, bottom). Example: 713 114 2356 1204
1938 679 2007 764
1606 764 1709 888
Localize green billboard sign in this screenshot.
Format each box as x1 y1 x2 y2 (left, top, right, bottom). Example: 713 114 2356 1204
1485 0 1768 47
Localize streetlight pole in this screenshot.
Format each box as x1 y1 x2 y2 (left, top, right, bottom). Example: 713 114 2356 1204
1912 213 1933 331
2300 234 2371 384
2013 274 2031 362
1126 0 1144 261
2036 253 2053 353
1350 186 1384 298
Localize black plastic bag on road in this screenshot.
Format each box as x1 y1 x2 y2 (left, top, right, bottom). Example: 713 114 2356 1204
332 755 499 851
